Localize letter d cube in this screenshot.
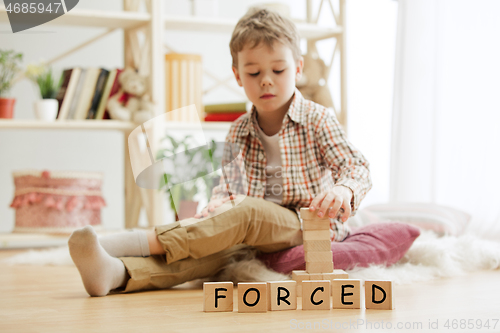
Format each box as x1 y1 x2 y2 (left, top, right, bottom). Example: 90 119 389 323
365 280 394 310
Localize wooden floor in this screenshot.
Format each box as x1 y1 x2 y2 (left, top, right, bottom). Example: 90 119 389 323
1 249 499 333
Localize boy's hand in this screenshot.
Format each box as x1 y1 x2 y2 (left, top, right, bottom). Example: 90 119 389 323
309 186 353 222
194 195 236 218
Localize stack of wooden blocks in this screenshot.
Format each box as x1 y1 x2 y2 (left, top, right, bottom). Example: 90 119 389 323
203 207 394 312
292 207 348 297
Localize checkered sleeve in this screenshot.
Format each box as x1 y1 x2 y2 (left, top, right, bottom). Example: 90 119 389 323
315 112 372 215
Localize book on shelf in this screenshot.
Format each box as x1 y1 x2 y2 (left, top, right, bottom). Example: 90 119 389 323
204 112 246 122
73 68 101 120
56 68 82 120
55 67 125 121
86 69 110 119
94 69 117 120
204 101 251 114
55 69 72 117
66 68 87 120
97 68 123 120
55 69 72 118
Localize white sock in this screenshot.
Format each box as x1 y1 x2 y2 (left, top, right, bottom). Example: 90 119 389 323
98 229 151 258
68 226 129 297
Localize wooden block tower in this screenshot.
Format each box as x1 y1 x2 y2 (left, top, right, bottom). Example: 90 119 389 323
292 207 349 295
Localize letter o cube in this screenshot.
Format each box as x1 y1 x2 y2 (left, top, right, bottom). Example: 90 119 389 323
238 282 267 313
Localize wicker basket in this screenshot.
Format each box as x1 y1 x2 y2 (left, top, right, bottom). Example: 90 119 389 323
9 170 106 233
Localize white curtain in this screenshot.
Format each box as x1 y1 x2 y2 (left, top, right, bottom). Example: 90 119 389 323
391 0 500 238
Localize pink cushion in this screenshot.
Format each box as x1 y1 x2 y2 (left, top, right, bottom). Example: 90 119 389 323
257 222 421 274
363 203 470 236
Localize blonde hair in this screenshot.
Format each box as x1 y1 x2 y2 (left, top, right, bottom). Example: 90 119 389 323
229 8 301 67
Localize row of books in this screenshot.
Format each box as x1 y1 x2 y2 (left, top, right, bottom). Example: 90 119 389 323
203 101 250 122
55 68 123 120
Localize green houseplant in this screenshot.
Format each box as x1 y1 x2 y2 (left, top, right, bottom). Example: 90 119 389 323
156 134 221 220
25 63 60 121
0 49 23 119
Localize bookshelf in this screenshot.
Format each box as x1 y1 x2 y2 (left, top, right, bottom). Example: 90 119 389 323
0 0 346 229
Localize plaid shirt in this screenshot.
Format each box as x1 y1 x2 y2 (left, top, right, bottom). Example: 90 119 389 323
211 89 372 241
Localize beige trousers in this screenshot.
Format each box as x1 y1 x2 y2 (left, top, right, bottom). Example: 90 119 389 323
119 195 302 293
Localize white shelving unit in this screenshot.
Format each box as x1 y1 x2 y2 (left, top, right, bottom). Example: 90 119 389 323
0 0 346 229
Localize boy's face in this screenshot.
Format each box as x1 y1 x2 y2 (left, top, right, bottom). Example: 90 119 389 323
232 42 303 116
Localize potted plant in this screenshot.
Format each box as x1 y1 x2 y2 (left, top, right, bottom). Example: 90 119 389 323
25 63 60 121
156 134 221 220
0 49 23 119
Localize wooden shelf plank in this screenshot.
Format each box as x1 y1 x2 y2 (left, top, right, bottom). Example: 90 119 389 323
0 7 340 38
169 121 233 132
0 233 69 249
0 119 232 132
0 120 136 131
0 7 150 30
164 16 342 40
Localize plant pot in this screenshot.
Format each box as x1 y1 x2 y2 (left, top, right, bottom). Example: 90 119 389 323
34 99 58 121
0 98 16 119
176 200 199 221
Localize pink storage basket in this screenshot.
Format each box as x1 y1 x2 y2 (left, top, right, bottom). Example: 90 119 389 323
10 170 106 233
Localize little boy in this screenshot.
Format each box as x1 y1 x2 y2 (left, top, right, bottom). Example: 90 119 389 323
68 8 371 296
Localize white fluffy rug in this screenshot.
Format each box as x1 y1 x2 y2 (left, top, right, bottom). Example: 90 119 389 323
348 231 500 284
3 231 500 285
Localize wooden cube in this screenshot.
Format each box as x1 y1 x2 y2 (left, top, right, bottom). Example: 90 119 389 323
302 280 331 310
292 270 310 282
303 240 331 252
308 273 323 280
238 282 267 313
303 219 330 231
203 282 233 312
323 269 349 282
300 207 331 220
332 279 361 309
306 261 333 274
292 270 309 296
305 251 333 263
365 280 394 310
303 230 331 241
267 281 297 311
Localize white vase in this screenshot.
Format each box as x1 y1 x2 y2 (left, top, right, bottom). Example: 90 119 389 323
34 99 58 121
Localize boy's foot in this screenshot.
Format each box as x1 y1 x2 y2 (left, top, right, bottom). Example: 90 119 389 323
68 226 129 297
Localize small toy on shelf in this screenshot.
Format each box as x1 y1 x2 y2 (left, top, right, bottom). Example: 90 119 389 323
107 68 155 123
296 52 334 109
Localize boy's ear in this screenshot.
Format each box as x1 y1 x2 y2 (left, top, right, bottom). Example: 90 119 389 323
232 66 243 87
295 56 304 83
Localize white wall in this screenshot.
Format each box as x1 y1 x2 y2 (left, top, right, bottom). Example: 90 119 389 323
390 0 500 237
0 0 397 232
345 0 397 207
